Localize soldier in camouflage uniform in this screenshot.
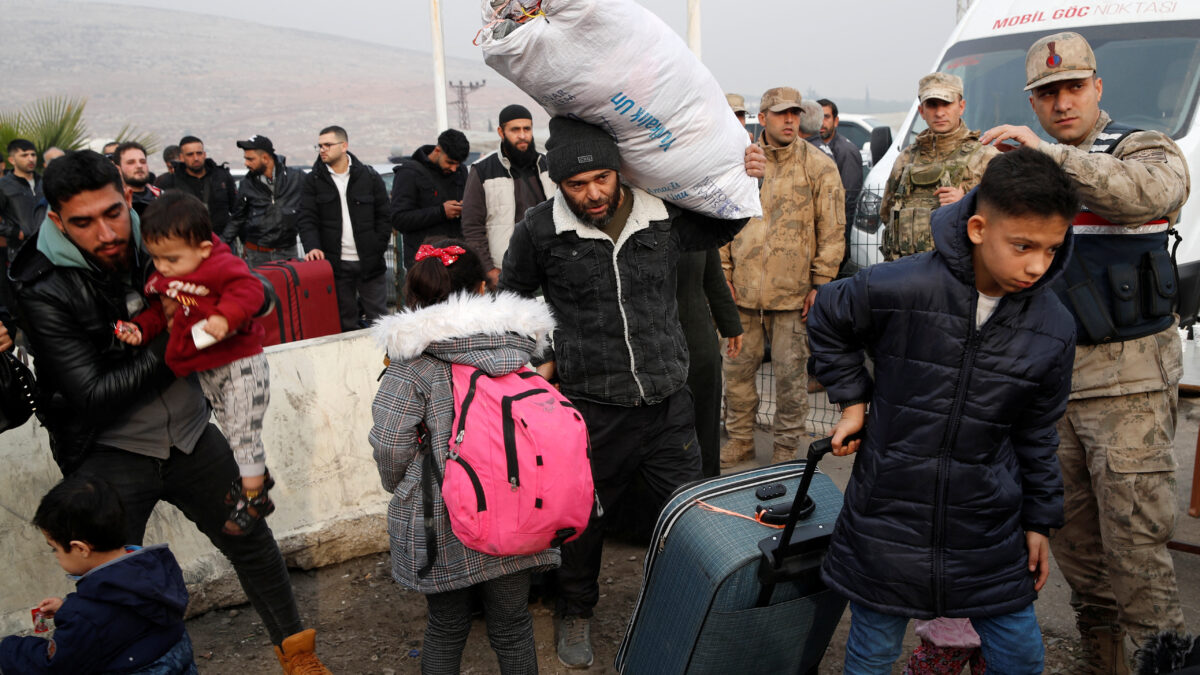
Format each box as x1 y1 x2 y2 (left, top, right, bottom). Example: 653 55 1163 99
880 73 999 261
983 32 1191 673
720 87 845 466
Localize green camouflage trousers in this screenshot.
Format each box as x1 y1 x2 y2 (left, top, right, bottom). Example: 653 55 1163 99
722 307 808 447
1051 388 1185 652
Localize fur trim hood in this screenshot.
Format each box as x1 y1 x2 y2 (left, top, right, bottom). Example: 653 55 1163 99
372 290 555 362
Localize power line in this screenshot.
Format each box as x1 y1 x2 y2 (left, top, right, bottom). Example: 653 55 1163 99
449 80 486 130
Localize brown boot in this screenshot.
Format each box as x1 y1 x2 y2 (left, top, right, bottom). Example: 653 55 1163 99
274 629 331 674
719 438 755 468
1075 623 1129 675
771 443 796 464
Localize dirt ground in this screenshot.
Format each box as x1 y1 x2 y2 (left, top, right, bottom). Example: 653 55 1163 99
187 542 1084 674
187 395 1200 673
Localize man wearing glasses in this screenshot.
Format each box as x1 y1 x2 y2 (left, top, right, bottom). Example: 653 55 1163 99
229 135 305 264
298 126 391 331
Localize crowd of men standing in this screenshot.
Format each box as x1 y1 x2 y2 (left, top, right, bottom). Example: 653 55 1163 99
0 25 1194 673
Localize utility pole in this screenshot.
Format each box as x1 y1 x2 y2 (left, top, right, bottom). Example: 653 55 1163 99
431 0 449 133
450 80 487 130
686 0 701 58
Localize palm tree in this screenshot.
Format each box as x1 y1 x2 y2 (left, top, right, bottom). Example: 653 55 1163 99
0 96 158 169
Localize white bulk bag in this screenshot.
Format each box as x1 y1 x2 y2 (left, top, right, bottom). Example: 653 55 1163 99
479 0 762 220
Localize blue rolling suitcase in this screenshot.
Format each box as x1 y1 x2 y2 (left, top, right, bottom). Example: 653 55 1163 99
616 438 848 674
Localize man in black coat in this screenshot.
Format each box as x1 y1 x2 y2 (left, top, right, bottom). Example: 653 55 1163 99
8 150 330 670
155 135 236 245
299 126 391 331
229 135 305 264
500 117 764 669
390 129 469 271
0 138 47 261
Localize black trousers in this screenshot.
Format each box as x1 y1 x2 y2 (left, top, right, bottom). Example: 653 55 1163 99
556 388 702 618
75 424 303 645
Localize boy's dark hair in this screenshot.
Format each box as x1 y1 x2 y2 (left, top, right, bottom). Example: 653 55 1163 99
319 125 348 142
437 129 470 163
817 98 837 118
6 138 35 155
403 238 486 309
141 190 214 246
162 144 181 164
178 135 203 148
33 475 127 552
114 141 147 163
977 147 1080 221
43 150 124 212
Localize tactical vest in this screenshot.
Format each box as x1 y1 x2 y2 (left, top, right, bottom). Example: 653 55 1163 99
882 134 985 260
1053 122 1178 345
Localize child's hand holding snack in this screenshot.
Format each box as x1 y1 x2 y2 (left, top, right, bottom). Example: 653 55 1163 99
202 314 229 341
114 321 143 345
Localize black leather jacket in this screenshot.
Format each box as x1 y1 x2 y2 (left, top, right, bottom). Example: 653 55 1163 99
155 159 237 238
500 188 745 406
9 235 174 472
227 155 305 250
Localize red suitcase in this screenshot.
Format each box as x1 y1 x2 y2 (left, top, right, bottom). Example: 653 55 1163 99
253 259 341 346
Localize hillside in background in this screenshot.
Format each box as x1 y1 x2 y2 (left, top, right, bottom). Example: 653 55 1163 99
0 1 538 169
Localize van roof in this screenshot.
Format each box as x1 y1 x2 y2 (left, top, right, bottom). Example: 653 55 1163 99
956 0 1197 42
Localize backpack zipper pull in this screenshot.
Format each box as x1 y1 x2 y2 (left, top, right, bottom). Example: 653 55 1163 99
456 430 465 444
510 477 519 491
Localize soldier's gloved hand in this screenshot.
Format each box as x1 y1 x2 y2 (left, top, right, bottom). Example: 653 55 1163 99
980 124 1043 151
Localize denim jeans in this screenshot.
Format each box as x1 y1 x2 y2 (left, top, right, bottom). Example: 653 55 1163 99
844 601 1043 674
75 424 304 645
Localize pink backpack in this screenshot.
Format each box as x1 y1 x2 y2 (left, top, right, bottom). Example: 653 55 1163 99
440 363 595 556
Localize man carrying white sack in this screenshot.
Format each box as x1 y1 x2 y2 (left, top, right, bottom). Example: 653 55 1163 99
501 117 766 669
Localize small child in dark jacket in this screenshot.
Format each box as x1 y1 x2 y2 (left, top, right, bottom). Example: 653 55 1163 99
808 148 1079 674
0 475 197 674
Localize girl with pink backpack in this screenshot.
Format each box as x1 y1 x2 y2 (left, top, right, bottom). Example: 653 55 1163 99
369 240 564 674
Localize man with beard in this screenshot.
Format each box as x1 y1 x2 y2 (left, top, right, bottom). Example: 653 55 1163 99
390 128 469 271
299 125 392 331
0 138 47 260
8 150 331 673
115 142 162 216
156 136 236 245
229 135 304 263
461 104 554 286
817 98 864 239
500 117 765 669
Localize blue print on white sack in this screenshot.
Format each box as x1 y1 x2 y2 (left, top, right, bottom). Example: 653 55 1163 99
611 93 677 152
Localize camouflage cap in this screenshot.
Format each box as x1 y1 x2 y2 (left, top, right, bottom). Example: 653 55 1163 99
726 93 747 114
760 87 803 113
1025 31 1096 91
918 72 963 104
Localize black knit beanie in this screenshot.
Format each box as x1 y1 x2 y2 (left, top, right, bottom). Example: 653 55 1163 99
545 117 621 183
498 104 533 127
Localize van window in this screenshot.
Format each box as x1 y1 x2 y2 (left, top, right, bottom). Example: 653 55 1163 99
904 20 1200 146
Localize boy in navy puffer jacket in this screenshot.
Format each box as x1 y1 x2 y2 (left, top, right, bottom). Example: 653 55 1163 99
0 476 196 674
808 148 1078 674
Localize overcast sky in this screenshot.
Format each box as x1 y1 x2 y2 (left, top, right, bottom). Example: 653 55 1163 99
75 0 958 105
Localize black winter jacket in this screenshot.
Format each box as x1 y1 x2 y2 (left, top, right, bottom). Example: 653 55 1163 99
390 145 467 269
808 190 1075 619
0 171 47 257
227 155 305 250
500 187 746 406
155 159 236 238
298 153 392 278
9 232 174 472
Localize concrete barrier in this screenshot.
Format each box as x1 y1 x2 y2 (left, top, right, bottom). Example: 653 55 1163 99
0 330 394 636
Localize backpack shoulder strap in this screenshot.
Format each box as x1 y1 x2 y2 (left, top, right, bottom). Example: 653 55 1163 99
417 423 442 578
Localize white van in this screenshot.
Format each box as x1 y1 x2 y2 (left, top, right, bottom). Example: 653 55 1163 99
851 0 1200 326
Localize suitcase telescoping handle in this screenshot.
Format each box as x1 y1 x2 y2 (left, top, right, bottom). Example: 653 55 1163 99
755 429 864 606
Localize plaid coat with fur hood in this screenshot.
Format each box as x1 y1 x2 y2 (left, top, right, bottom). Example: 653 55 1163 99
369 290 561 593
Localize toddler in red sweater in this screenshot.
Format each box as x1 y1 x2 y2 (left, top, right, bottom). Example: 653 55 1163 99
116 191 275 536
